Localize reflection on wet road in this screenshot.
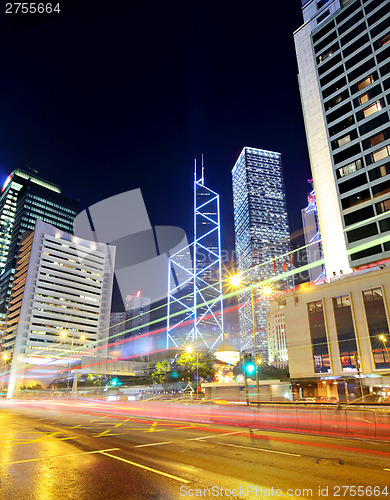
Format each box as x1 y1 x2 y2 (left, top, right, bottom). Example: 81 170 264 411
0 400 389 499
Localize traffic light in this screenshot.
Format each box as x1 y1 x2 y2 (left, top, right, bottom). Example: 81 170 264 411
244 353 256 378
110 377 122 386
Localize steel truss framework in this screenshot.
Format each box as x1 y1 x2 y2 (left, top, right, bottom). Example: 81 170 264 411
167 164 224 350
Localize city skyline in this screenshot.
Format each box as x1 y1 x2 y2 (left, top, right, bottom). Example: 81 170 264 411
0 1 311 254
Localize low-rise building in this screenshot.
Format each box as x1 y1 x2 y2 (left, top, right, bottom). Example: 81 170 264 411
283 263 390 401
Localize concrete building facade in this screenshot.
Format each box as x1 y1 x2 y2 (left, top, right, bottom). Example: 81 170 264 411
295 0 390 276
284 264 390 400
3 220 115 397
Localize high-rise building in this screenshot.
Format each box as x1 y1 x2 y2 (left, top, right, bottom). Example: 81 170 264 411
108 294 151 360
232 147 290 361
3 219 115 397
294 0 390 277
0 169 79 332
125 293 151 337
301 186 326 282
267 300 288 369
167 163 224 351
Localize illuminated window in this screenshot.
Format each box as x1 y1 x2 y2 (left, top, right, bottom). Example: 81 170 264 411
358 93 369 105
337 158 363 178
372 146 390 163
381 33 390 47
363 101 382 118
362 288 390 369
338 134 351 147
376 198 390 214
357 75 374 90
370 132 385 147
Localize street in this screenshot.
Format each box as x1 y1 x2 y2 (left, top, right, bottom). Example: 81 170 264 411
0 400 389 499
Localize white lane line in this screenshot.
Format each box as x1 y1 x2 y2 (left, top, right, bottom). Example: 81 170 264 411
187 431 240 441
0 448 120 466
134 441 173 448
353 417 371 423
219 442 301 457
99 452 190 484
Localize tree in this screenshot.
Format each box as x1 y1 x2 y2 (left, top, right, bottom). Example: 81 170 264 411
176 351 214 380
150 361 171 383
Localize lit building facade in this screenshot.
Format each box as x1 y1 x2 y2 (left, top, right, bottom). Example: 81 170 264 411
0 169 78 335
267 300 288 369
167 164 224 351
125 294 151 337
284 263 390 400
301 186 326 282
294 0 390 277
232 147 290 361
3 220 115 397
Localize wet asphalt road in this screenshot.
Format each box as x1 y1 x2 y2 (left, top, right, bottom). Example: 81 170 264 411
0 399 389 500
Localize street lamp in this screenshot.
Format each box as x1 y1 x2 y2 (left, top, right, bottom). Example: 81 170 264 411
60 331 86 394
185 345 199 392
229 274 261 400
379 335 389 366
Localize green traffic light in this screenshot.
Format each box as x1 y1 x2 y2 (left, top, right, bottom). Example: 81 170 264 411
246 363 256 374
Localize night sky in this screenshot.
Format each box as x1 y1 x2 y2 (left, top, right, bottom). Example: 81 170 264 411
0 0 311 255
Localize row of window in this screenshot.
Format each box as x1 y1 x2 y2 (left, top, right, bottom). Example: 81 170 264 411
308 287 389 373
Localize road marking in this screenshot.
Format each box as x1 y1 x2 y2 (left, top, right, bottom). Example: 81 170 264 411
218 442 302 457
94 429 111 437
8 413 18 415
385 468 390 472
114 418 129 428
144 421 165 433
353 417 371 423
0 448 120 466
3 431 63 446
93 429 123 438
133 441 173 448
69 424 82 429
187 431 240 441
99 452 190 484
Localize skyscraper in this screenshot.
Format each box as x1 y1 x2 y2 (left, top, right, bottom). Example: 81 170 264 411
0 169 78 333
4 220 115 397
167 163 224 351
294 0 390 277
301 185 326 282
232 147 290 360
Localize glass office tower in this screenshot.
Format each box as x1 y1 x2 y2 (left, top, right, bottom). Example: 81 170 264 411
232 147 290 361
295 0 390 277
0 169 79 337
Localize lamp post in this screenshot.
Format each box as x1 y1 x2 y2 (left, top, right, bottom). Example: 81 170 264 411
229 274 261 401
185 345 199 393
379 335 389 366
60 331 86 395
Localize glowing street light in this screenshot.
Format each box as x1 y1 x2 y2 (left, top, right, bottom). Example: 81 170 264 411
185 345 199 392
60 331 86 394
261 285 274 298
379 334 389 365
229 273 260 400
